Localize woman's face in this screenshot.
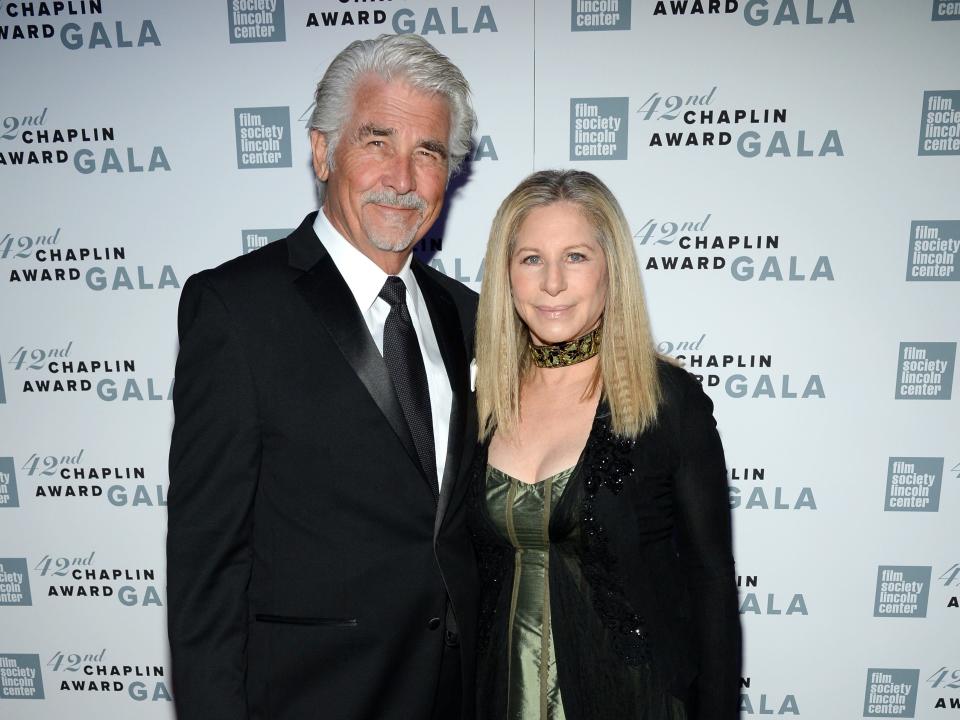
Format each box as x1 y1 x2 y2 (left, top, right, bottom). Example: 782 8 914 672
510 202 608 347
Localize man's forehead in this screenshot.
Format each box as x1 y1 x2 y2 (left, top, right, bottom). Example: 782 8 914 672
351 76 450 124
354 73 428 98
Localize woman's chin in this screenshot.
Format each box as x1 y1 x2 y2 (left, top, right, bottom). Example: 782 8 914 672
529 329 582 346
527 319 599 347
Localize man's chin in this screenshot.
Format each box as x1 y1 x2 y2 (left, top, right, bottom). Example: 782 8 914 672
365 223 421 253
369 234 417 253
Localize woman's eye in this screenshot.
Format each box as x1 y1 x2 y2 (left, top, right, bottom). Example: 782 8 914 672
521 255 541 265
568 252 586 262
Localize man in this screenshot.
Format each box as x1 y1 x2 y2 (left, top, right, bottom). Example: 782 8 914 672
167 34 479 720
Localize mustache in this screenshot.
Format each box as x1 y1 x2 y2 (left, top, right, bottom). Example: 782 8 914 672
361 189 427 213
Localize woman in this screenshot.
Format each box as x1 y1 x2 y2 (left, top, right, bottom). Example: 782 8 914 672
469 170 740 720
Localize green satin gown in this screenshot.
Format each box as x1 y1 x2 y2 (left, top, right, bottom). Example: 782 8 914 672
485 464 575 720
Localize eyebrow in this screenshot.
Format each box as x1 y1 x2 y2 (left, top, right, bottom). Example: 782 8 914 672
355 123 448 159
419 139 448 159
512 243 593 254
356 123 393 139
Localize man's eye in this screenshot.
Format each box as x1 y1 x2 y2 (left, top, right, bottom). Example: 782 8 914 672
367 140 385 148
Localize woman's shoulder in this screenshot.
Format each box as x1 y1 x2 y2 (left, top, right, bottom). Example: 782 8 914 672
655 356 701 406
646 374 725 485
649 356 719 443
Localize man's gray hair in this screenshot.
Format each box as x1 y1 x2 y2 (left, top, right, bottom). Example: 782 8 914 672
309 34 476 181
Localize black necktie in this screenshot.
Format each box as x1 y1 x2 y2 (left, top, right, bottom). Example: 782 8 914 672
379 276 437 488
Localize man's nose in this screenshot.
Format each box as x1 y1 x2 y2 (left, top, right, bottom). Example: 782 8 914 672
383 153 416 195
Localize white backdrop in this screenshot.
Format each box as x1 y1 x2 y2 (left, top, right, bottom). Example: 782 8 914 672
1 1 958 718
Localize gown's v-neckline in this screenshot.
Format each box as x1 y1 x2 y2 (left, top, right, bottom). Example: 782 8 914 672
486 464 577 487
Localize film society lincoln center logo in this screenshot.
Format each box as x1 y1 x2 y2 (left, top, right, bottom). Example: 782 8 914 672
228 0 286 43
0 654 44 700
895 342 956 400
0 559 31 607
571 0 632 30
907 221 959 281
242 228 291 255
234 107 292 169
918 90 960 156
0 457 18 508
874 566 931 618
570 98 629 160
933 0 960 20
864 669 919 718
885 457 943 512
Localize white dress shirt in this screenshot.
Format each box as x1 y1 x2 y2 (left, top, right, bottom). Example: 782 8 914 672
313 211 453 489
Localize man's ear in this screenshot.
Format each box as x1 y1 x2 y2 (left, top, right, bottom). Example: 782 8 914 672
310 130 330 182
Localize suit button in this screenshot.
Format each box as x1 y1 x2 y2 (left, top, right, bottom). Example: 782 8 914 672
427 617 441 630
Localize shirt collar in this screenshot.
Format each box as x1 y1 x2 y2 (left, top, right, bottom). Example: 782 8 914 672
313 209 420 315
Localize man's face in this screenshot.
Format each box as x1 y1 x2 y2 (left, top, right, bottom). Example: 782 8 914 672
311 76 451 272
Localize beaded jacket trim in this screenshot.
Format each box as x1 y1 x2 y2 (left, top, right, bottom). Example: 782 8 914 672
579 413 651 666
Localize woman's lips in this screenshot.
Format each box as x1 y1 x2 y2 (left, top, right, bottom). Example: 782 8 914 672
535 305 572 318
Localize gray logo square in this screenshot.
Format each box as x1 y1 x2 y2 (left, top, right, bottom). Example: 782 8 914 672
918 90 960 155
0 654 44 699
0 458 19 508
863 668 919 717
228 0 286 43
933 0 960 20
234 107 292 169
874 566 932 618
571 0 632 30
241 228 291 255
0 559 31 606
570 98 629 160
907 220 960 281
885 457 943 512
895 342 956 399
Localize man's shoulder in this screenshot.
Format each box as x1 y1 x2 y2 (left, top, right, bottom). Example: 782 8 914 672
415 259 478 310
188 236 292 299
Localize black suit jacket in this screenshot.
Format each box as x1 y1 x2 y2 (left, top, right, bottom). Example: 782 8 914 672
167 213 479 720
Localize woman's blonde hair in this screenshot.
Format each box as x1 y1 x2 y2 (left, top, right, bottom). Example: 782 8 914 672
475 169 661 441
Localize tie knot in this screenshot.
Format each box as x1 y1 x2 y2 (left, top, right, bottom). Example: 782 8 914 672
379 276 407 307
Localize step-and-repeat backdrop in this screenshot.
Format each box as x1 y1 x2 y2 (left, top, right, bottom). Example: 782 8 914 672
1 1 958 718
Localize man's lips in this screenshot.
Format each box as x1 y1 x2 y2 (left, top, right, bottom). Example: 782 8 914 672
371 203 418 214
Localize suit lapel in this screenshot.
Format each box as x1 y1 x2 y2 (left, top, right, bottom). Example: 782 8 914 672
288 214 421 478
413 262 470 534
